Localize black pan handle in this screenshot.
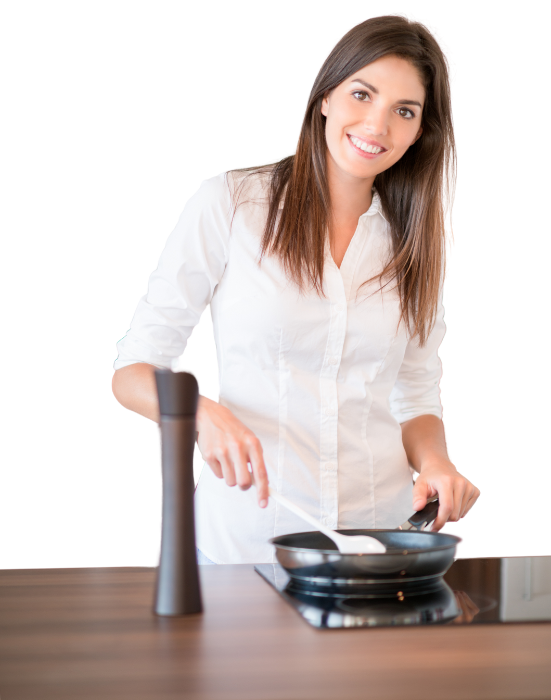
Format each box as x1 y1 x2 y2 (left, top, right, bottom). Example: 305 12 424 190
406 498 440 530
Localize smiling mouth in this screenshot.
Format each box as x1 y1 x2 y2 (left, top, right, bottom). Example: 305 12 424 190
347 134 387 155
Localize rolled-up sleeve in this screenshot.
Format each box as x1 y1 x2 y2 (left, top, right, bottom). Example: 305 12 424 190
389 294 446 423
113 172 232 371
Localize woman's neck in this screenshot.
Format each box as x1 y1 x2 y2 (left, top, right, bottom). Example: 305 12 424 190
326 152 375 226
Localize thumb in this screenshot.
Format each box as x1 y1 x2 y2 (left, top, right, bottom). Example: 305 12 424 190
412 479 430 511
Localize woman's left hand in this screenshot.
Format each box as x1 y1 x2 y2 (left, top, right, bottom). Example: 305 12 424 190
412 461 480 531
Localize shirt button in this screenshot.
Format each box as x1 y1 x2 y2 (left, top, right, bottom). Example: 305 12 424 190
324 407 336 416
328 357 338 366
325 462 336 471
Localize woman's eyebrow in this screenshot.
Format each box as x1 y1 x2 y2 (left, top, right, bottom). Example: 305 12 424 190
350 78 423 108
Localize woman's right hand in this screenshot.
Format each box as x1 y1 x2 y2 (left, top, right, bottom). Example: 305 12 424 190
196 395 269 508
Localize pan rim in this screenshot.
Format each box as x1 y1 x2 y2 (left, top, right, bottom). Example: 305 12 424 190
270 528 462 556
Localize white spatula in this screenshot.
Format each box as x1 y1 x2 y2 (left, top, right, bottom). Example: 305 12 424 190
251 475 386 554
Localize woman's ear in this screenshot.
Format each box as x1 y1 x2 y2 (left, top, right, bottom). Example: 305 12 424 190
321 91 330 117
412 125 423 145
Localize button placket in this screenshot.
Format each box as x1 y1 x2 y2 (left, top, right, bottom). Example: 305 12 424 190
319 241 347 530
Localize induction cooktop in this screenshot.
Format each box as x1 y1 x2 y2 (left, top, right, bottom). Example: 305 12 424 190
255 556 551 629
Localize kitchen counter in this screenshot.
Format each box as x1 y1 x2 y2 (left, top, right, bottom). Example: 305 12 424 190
1 565 550 700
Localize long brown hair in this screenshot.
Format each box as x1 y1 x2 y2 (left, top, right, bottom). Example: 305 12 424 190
228 15 456 345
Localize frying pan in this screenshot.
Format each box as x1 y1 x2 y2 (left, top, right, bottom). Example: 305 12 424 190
270 498 461 585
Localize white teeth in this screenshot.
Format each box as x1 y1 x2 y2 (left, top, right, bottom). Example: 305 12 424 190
350 136 383 154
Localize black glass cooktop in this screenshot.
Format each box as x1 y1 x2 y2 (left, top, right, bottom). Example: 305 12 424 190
255 556 551 629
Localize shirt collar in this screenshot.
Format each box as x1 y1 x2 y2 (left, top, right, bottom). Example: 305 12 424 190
361 188 388 223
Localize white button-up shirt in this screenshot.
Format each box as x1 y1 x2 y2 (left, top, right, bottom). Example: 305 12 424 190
114 170 446 564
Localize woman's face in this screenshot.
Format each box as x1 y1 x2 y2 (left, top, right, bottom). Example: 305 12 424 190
321 55 425 182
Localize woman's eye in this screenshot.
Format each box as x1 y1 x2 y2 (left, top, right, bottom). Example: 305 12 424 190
397 107 414 119
352 90 370 102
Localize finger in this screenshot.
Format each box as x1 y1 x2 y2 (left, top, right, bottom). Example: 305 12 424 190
461 484 481 518
217 449 237 488
205 457 223 479
458 483 474 519
449 479 468 522
430 489 450 532
248 437 269 508
431 483 454 531
412 479 431 511
431 510 449 531
227 435 255 491
234 452 253 491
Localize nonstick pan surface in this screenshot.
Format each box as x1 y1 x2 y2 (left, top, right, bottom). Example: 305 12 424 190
270 529 461 585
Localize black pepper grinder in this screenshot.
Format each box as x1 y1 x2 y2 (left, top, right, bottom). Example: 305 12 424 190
153 368 203 616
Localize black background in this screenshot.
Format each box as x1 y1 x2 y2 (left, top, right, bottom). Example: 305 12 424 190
0 16 549 567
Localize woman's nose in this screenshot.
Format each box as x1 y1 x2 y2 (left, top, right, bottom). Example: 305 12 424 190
364 107 389 137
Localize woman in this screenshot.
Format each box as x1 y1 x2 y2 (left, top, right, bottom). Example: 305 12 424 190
112 15 480 564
